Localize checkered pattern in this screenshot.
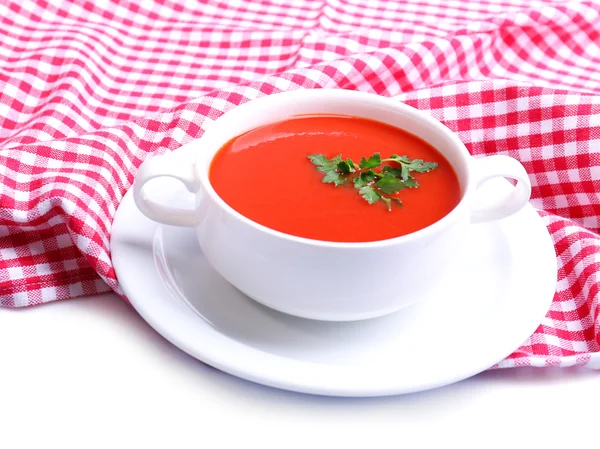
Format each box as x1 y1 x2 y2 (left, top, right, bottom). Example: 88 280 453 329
0 0 598 369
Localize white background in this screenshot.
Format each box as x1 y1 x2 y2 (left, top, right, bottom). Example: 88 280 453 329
1 292 598 448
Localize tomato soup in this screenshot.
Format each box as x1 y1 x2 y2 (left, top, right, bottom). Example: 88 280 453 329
209 115 461 242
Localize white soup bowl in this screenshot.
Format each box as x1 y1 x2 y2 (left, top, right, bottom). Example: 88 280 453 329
133 89 531 321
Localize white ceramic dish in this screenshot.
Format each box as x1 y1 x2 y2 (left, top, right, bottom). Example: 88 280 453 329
133 89 531 321
111 144 557 397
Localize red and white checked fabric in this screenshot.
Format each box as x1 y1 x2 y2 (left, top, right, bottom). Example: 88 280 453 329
0 0 599 369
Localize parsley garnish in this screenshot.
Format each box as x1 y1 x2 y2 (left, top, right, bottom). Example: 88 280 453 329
308 152 438 211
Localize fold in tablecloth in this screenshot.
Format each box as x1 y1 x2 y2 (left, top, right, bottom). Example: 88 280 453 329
0 0 598 368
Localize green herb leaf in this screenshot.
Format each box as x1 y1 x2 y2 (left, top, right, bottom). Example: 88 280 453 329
375 174 406 195
404 178 419 188
406 159 439 173
381 166 402 178
308 154 342 173
307 153 328 165
337 160 353 175
322 170 346 186
382 155 438 180
386 154 411 164
353 170 377 188
358 185 381 204
359 152 381 169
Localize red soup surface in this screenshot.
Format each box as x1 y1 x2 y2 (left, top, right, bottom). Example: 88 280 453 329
209 115 461 242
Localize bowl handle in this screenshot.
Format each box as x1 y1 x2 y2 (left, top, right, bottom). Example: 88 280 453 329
470 155 532 223
133 154 201 227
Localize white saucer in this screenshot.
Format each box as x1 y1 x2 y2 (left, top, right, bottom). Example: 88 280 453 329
111 147 557 397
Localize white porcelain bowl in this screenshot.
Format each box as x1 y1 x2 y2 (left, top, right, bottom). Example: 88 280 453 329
133 89 531 321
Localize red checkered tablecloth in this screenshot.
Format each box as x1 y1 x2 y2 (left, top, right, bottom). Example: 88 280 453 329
0 0 598 369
